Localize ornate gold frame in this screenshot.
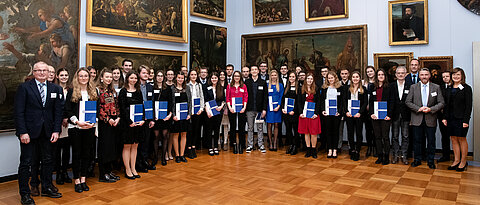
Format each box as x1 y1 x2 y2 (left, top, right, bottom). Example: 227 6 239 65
190 0 226 22
419 56 454 71
374 52 414 72
86 44 187 67
86 0 188 43
305 0 349 21
252 0 292 26
388 0 428 46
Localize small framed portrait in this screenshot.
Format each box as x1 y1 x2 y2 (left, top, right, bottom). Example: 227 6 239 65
252 0 291 26
389 0 428 46
374 52 414 82
191 0 226 21
305 0 348 21
419 56 453 85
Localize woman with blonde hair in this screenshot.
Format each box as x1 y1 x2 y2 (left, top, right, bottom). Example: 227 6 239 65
321 71 345 158
266 69 284 151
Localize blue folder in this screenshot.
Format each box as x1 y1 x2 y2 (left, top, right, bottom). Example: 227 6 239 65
232 97 243 113
374 101 388 120
206 100 220 116
176 102 189 120
79 101 97 124
284 98 295 113
303 101 316 118
130 104 144 123
348 100 360 116
144 101 153 120
155 101 168 120
192 97 201 115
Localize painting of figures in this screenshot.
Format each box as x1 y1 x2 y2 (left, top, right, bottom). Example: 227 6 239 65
190 22 226 73
252 0 291 26
191 0 226 21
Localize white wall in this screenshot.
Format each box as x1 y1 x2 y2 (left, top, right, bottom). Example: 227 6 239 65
1 0 479 177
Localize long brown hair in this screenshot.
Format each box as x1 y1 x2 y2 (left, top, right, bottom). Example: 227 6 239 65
374 68 389 89
123 70 140 90
97 68 115 92
209 72 224 99
71 67 98 102
302 73 316 95
349 71 364 94
175 71 187 90
322 71 341 89
230 71 244 87
112 66 124 88
284 71 298 95
154 69 164 89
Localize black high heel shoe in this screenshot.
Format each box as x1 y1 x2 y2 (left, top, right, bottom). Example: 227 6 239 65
447 162 460 170
456 162 468 172
124 173 135 180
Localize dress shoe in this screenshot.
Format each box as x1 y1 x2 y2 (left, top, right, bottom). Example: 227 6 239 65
437 156 450 163
375 155 383 164
74 184 83 193
332 149 338 159
428 162 436 169
327 149 332 158
56 172 65 185
448 162 460 170
214 148 219 155
290 145 298 155
161 159 167 166
109 172 120 180
186 149 194 159
30 185 40 197
136 166 148 173
208 149 214 156
233 143 238 154
304 147 311 158
81 183 89 191
286 145 293 154
175 156 181 163
124 173 135 180
239 146 244 154
147 164 156 170
391 156 398 164
366 146 372 157
20 194 35 205
382 154 390 165
99 174 117 183
401 156 409 165
63 172 72 183
456 162 468 172
311 148 318 159
41 187 62 198
192 148 197 158
51 184 59 193
180 156 188 163
411 160 422 167
134 174 141 178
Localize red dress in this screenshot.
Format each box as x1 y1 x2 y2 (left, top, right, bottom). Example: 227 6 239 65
298 93 322 135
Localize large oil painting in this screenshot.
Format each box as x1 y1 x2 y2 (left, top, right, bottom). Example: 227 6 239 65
305 0 348 21
87 0 188 43
191 0 226 21
190 22 226 73
242 25 367 78
389 0 428 45
86 44 187 75
252 0 291 26
0 0 80 132
374 52 413 83
419 56 453 85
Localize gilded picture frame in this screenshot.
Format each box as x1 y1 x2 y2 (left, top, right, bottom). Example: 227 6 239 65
374 52 414 82
86 0 188 43
86 44 187 73
252 0 292 26
305 0 349 21
419 56 453 85
191 0 226 22
388 0 428 46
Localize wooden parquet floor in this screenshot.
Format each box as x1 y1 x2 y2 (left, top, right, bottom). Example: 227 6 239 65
1 148 480 205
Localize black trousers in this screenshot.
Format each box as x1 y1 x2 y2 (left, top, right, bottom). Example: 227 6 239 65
362 114 375 148
372 120 392 156
188 114 202 148
412 121 436 163
98 121 117 176
346 117 363 152
199 112 208 148
138 123 152 166
228 112 247 147
206 114 222 149
438 117 450 158
324 116 341 149
69 128 95 179
18 129 54 195
284 116 299 146
55 137 71 173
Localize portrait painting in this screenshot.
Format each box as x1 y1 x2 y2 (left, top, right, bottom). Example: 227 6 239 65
458 0 480 15
389 0 428 45
191 0 226 21
374 52 414 83
0 0 79 132
305 0 348 21
86 44 187 75
252 0 291 26
242 25 367 78
419 56 453 85
86 0 188 43
190 22 226 73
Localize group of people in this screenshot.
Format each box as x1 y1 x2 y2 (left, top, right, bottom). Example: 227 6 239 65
14 58 472 205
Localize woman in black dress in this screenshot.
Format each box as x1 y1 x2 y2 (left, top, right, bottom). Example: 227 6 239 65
281 71 299 155
442 68 472 172
171 72 191 163
152 70 173 166
344 71 367 161
204 72 225 156
118 71 145 179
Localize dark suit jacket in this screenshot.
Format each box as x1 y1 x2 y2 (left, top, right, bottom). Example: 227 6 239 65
204 85 226 109
343 86 368 116
443 84 472 124
245 77 268 112
389 81 411 120
15 79 64 138
405 82 445 127
405 73 420 86
368 85 394 118
320 87 346 116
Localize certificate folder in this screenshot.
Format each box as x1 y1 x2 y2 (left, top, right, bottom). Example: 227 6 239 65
79 101 97 123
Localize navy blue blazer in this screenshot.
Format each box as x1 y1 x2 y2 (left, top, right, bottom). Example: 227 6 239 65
405 73 420 86
14 79 64 138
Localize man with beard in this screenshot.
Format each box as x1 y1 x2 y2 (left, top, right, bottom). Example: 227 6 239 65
401 5 424 41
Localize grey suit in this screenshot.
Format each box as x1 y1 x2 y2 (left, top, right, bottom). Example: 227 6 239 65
405 82 444 163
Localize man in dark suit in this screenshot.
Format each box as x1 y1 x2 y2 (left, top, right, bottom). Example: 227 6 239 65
438 71 451 162
225 64 234 87
389 66 411 165
137 65 156 171
198 67 210 150
315 66 329 88
406 68 444 169
15 61 64 204
405 59 420 86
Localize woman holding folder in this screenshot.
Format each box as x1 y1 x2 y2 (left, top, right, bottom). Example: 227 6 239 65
171 72 191 163
204 72 225 156
226 71 248 154
369 68 392 165
186 69 204 159
152 70 172 166
344 71 367 161
281 71 299 155
65 68 98 192
118 71 144 179
297 73 321 158
320 71 345 159
266 70 284 151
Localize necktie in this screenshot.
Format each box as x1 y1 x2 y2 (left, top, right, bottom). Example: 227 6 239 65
413 74 416 83
39 82 45 106
422 84 427 107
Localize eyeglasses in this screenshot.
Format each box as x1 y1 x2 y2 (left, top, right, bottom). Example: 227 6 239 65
33 70 48 73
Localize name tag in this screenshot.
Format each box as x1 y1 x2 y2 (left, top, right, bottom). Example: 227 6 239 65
404 90 409 94
337 92 341 96
290 87 295 91
372 91 376 95
306 94 308 97
459 84 464 90
268 89 274 93
127 93 132 97
154 89 160 94
148 92 153 97
175 92 180 97
240 89 244 93
51 93 57 98
431 92 437 97
59 94 63 99
207 86 213 90
266 80 269 84
258 86 264 90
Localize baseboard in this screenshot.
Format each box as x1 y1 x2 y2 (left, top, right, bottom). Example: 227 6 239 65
0 174 17 183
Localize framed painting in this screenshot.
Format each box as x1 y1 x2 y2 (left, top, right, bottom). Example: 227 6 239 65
0 0 80 132
242 25 368 78
374 52 414 82
389 0 428 45
86 0 188 43
191 0 226 21
458 0 480 15
86 44 187 75
190 22 226 73
419 56 453 85
305 0 349 21
252 0 291 26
